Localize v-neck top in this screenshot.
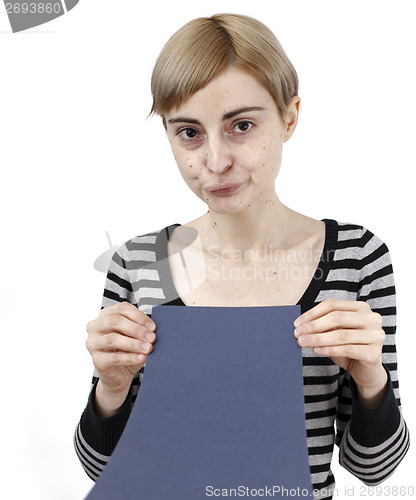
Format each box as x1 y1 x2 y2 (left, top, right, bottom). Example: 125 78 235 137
155 218 338 313
75 217 409 499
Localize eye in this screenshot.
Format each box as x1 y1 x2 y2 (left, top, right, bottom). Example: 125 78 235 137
177 127 199 140
232 121 254 134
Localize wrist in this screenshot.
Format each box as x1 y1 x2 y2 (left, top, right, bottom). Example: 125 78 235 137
356 365 388 409
95 379 131 418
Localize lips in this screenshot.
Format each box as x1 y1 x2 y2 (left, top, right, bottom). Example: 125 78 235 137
205 183 242 197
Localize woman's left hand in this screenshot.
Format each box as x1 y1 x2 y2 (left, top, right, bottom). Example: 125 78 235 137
294 299 388 408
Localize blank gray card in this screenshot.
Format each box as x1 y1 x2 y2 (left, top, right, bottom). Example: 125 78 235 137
86 305 313 499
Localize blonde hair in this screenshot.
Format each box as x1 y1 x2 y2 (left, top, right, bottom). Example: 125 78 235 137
150 13 299 120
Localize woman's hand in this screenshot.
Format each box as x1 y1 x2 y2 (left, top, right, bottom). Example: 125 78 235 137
294 299 388 408
86 302 156 417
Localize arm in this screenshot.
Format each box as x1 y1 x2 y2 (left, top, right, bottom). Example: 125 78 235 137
337 231 409 484
74 375 139 481
74 247 155 481
295 229 410 484
338 367 408 485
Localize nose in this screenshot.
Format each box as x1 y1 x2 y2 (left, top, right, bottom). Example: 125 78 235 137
205 135 233 174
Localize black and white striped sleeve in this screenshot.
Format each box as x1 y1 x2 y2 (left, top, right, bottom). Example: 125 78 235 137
74 245 142 481
336 228 410 484
74 228 172 481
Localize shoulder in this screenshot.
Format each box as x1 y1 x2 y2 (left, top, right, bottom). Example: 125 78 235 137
113 224 180 264
327 219 391 265
327 219 387 247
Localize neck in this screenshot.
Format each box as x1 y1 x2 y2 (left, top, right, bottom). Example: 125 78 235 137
203 192 292 254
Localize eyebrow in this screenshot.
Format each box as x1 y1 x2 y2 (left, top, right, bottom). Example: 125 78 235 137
167 106 265 125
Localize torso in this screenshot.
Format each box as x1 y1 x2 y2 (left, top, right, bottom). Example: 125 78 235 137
167 215 326 307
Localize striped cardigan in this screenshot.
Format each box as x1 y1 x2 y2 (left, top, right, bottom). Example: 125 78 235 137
74 219 409 499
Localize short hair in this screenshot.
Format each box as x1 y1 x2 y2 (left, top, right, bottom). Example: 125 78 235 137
150 13 299 121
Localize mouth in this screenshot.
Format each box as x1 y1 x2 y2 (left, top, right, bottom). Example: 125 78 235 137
205 183 242 197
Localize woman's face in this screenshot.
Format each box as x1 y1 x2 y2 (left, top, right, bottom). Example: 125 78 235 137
165 67 298 216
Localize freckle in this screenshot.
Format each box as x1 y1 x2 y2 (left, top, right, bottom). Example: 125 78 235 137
189 165 192 168
214 222 217 225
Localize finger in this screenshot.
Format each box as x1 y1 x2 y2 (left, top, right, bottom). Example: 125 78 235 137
297 328 384 348
93 350 146 371
88 331 154 355
294 299 369 327
97 313 156 341
295 310 371 337
102 302 156 331
312 343 383 363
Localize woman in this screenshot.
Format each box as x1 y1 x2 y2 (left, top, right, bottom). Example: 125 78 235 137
74 14 409 499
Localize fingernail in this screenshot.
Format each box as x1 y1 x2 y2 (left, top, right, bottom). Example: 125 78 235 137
294 326 305 337
146 320 156 331
142 342 151 352
298 335 309 346
294 317 303 328
145 331 155 341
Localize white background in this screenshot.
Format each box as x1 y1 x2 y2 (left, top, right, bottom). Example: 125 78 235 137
1 1 415 499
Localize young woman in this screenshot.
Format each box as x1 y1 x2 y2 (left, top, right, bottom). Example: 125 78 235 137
75 14 409 499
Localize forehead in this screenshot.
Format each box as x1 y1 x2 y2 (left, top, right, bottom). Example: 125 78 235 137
165 67 274 120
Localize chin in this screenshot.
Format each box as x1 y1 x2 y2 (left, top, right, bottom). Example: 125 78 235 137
206 199 253 217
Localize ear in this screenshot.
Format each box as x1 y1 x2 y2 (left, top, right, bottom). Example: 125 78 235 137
283 96 301 142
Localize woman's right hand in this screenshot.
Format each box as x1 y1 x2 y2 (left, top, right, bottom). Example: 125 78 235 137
86 301 156 417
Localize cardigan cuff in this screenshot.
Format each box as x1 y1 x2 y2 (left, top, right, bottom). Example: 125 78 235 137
79 379 133 456
349 366 401 448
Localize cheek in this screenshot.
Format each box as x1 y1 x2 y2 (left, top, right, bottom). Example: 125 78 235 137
175 155 201 186
170 145 197 178
249 138 283 178
268 143 283 172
